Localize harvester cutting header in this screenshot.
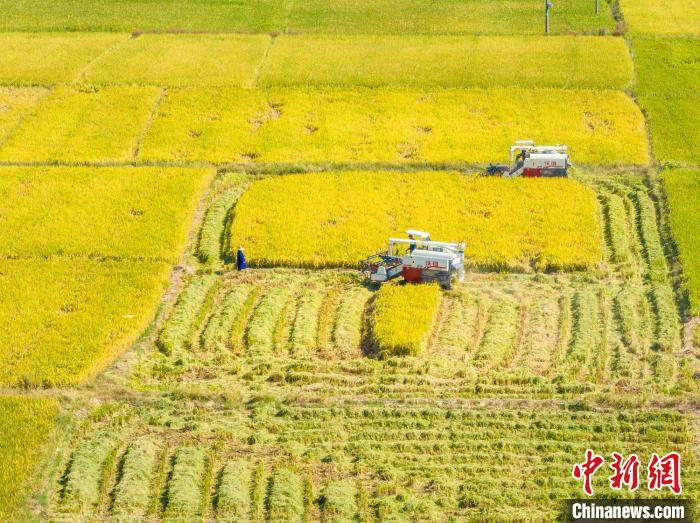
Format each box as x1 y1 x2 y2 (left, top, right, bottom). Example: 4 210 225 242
486 140 571 178
360 230 465 289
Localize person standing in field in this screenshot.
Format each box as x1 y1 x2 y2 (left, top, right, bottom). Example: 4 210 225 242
237 246 247 271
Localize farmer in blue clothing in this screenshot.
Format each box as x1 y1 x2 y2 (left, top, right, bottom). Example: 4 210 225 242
237 245 247 271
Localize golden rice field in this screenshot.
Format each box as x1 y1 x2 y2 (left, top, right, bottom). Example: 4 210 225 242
229 172 602 271
0 86 160 163
82 33 271 87
639 95 699 165
633 38 700 96
0 87 47 142
0 396 57 520
0 258 169 387
260 35 633 89
140 87 648 165
370 283 441 357
619 0 700 34
0 32 126 85
0 166 213 260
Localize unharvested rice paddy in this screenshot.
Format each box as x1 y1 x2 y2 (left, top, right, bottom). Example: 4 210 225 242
82 33 271 87
0 0 615 34
229 172 602 271
633 38 700 96
0 166 212 260
0 86 161 163
0 87 48 142
0 32 126 85
639 95 699 165
663 169 700 314
140 88 647 165
261 35 633 89
0 396 57 520
619 0 700 34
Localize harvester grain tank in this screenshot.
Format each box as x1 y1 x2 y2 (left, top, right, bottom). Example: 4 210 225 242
486 140 571 178
360 230 465 288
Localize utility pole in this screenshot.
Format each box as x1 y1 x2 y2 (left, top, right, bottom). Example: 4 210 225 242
595 0 599 14
545 0 553 33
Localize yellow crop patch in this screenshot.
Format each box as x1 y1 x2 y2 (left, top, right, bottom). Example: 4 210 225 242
370 283 441 357
82 33 271 87
0 86 160 163
229 172 602 271
620 0 700 34
261 35 633 90
0 166 213 261
0 258 169 387
140 88 648 165
0 396 57 520
0 32 127 85
0 87 47 143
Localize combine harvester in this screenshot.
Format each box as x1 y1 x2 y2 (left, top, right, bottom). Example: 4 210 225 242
486 140 571 177
360 230 465 289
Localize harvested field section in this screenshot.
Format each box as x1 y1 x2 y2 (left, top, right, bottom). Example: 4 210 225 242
47 401 699 521
82 33 271 87
229 172 602 271
0 32 126 85
0 166 213 260
0 87 48 143
0 86 161 163
0 258 169 387
261 35 633 89
139 88 648 165
0 396 57 520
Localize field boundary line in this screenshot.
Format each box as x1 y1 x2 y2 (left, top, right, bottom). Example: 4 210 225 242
131 87 167 161
71 34 133 85
249 33 277 88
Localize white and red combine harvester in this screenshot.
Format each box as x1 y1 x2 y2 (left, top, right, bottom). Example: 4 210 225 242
360 230 465 288
486 140 571 178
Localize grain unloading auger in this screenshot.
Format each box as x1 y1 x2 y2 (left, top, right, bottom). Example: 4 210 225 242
485 140 572 178
360 230 465 289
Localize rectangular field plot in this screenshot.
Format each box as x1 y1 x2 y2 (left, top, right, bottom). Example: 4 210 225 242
228 172 602 272
663 169 700 315
140 88 648 165
620 0 700 34
633 38 700 95
0 258 169 387
0 396 57 520
0 33 126 85
0 0 613 34
0 166 213 261
48 401 698 521
82 34 271 87
0 86 160 163
261 35 633 89
0 87 47 143
640 95 699 165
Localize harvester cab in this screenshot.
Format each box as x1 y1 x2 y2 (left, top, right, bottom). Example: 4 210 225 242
360 230 465 289
486 140 571 178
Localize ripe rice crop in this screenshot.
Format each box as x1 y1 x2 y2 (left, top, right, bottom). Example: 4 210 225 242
261 35 633 89
0 33 126 85
0 166 213 261
0 86 160 163
0 396 57 520
139 87 648 165
0 0 614 35
82 34 271 87
229 172 602 271
619 0 700 34
0 258 169 386
370 283 440 357
639 95 699 165
633 38 700 96
0 87 47 143
662 169 700 314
